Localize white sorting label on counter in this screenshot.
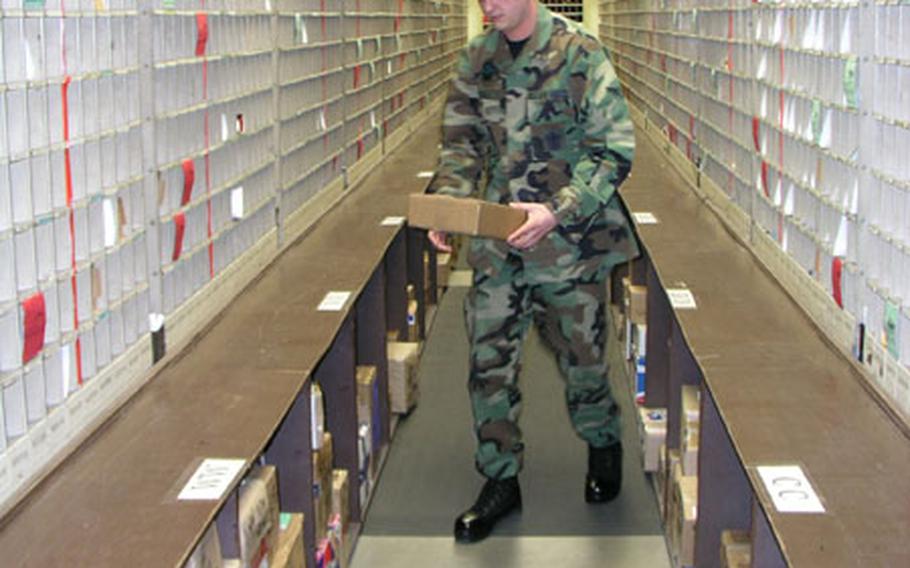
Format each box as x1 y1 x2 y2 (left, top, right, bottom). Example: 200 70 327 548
178 459 246 501
318 291 351 312
416 171 434 178
632 212 659 224
666 288 697 309
757 465 825 513
381 216 405 226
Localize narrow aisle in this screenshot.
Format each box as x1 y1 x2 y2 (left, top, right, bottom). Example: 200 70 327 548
353 273 671 567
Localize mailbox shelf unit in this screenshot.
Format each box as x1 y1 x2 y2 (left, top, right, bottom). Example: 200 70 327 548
0 118 443 566
599 0 910 422
617 114 910 567
0 0 465 514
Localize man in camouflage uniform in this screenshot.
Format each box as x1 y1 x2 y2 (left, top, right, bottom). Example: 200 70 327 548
426 0 637 543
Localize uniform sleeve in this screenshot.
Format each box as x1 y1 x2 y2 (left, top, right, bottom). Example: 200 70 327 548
427 49 487 198
549 46 634 229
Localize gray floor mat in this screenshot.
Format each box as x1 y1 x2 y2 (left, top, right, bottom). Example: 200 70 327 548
362 286 663 537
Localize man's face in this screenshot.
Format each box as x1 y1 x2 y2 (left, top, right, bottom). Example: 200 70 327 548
479 0 535 39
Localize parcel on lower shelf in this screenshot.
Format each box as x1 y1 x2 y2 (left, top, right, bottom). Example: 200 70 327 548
387 341 419 414
668 461 698 568
720 529 752 568
355 365 382 467
271 513 305 568
680 384 700 476
312 431 334 541
332 469 350 534
638 407 666 472
238 465 280 568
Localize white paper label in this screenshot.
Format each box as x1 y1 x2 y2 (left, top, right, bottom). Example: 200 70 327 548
103 198 116 248
370 110 378 129
148 312 165 333
380 216 405 227
25 44 36 81
757 465 825 513
230 187 244 220
178 458 246 501
667 288 697 309
318 110 327 132
632 212 659 224
416 171 434 178
317 291 351 312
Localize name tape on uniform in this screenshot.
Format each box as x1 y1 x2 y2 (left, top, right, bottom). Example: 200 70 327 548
757 465 825 513
666 288 697 309
178 458 246 501
632 212 659 224
416 171 434 178
318 291 352 312
380 216 406 227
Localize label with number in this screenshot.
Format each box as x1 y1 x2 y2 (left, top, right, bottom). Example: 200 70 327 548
666 288 697 309
757 465 825 513
318 291 351 312
178 458 246 501
632 212 659 224
381 216 405 227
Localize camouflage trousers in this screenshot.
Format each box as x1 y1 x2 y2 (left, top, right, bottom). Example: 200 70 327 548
464 253 621 480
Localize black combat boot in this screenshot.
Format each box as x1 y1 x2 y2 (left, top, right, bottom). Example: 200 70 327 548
585 441 623 503
454 477 522 543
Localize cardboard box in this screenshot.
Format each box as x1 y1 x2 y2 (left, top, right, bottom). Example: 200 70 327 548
355 366 376 427
638 407 666 472
311 383 325 450
624 281 647 325
673 470 698 568
720 530 752 568
632 324 647 358
272 513 305 568
331 469 350 533
312 432 334 541
680 385 700 476
655 444 668 517
355 365 382 468
238 465 280 568
436 252 452 289
185 522 223 568
681 424 699 477
658 448 680 523
408 194 527 240
387 341 420 413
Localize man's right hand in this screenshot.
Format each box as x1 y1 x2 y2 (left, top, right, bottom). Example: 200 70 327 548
428 230 453 252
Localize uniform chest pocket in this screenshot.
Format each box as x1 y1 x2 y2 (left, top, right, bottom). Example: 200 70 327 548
527 91 575 157
479 95 506 124
527 91 574 125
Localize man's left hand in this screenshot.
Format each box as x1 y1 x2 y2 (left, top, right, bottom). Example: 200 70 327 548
506 202 558 250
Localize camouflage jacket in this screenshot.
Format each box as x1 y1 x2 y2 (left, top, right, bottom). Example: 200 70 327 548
428 5 638 282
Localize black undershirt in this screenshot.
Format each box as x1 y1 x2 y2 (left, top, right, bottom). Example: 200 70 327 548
507 37 529 59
